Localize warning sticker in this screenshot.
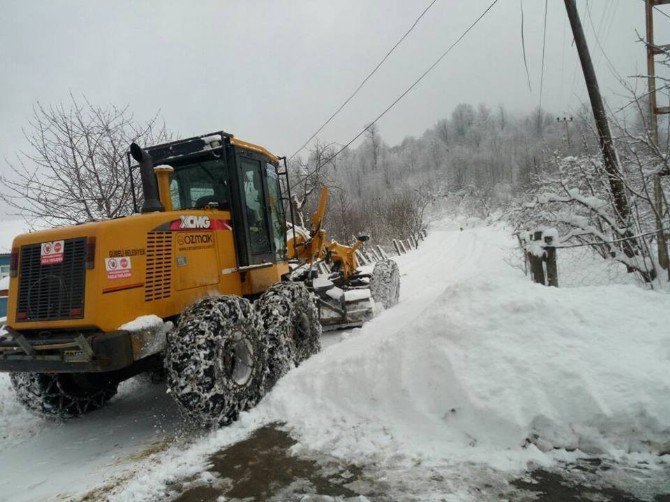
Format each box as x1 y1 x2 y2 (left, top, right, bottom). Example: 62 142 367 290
41 240 64 265
105 256 132 280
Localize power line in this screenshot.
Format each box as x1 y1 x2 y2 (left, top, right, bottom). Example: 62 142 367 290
636 0 670 21
538 0 549 113
317 0 501 169
585 0 623 82
652 0 670 21
520 0 533 92
288 0 440 161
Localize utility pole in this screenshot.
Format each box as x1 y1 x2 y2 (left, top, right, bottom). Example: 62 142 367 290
644 0 670 272
563 0 631 228
557 116 573 148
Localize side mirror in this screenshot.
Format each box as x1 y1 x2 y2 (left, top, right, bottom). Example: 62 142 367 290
356 234 370 243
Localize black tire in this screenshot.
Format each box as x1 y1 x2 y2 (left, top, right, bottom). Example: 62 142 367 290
256 282 322 391
370 259 400 309
9 372 118 419
165 295 266 427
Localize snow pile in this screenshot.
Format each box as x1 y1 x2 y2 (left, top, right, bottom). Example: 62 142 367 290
119 314 166 332
266 276 670 471
261 229 670 469
260 227 670 469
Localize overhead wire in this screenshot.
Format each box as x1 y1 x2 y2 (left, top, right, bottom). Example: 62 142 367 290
559 5 567 104
520 0 533 92
288 0 440 161
585 0 623 82
314 0 501 169
645 0 670 21
539 0 549 113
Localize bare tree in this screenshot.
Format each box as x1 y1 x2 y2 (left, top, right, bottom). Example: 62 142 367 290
0 95 171 226
289 140 337 228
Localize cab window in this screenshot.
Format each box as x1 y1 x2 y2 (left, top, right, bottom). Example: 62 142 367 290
266 164 287 259
169 159 229 210
240 158 271 256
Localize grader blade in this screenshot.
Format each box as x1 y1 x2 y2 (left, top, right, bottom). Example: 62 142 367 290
312 274 374 331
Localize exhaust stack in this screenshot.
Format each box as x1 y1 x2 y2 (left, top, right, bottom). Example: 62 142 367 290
130 143 164 213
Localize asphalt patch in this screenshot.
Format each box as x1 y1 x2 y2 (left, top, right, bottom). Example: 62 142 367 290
173 424 363 501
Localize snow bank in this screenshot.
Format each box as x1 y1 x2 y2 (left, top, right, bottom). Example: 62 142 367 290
260 228 670 471
266 279 670 472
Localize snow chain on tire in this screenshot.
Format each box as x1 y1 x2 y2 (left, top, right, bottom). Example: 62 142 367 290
370 259 400 309
165 295 267 427
256 282 322 391
9 372 118 419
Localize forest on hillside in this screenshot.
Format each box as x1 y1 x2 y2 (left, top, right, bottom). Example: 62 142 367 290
290 102 600 242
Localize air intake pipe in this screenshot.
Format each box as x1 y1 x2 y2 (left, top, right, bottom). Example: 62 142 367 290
130 142 164 213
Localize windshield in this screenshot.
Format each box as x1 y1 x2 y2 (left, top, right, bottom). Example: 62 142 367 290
169 159 229 210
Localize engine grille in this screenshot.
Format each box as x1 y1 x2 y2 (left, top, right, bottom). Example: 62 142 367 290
16 238 86 322
145 232 172 301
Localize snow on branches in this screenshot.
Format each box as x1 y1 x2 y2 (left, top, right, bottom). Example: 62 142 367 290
513 153 664 284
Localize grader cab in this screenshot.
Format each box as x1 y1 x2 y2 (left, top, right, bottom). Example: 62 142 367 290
0 131 399 425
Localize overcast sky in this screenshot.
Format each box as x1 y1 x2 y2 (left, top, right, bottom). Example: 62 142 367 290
1 0 669 216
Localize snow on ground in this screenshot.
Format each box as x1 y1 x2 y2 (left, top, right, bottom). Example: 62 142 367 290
0 376 192 501
110 219 670 500
1 216 669 500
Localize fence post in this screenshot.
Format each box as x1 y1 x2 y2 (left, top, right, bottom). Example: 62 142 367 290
544 234 559 287
523 229 559 286
355 250 367 265
400 240 409 253
393 239 403 255
528 251 546 284
377 245 388 260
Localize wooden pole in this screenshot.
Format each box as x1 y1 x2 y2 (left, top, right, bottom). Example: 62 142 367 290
564 0 630 226
645 0 670 272
545 246 559 287
528 252 546 285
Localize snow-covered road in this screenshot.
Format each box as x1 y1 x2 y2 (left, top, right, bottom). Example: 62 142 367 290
1 220 669 501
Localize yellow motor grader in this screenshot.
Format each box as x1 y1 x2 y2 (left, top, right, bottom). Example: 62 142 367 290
0 131 399 424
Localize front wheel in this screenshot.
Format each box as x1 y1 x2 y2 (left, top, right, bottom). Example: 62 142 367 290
370 259 400 309
165 295 267 427
10 372 118 419
256 282 322 391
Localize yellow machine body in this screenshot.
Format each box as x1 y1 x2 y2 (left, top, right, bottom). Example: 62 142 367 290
6 210 288 334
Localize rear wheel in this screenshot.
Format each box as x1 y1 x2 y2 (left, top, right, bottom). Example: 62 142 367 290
9 372 118 419
165 295 266 427
256 282 321 391
370 259 400 309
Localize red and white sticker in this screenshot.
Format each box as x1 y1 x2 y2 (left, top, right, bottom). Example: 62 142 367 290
105 256 132 280
41 240 64 265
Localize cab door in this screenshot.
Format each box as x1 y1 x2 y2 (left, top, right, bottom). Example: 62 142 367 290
238 155 274 265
